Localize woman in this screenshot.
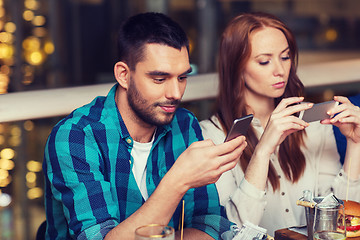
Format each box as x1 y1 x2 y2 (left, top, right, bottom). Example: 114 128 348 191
200 12 360 235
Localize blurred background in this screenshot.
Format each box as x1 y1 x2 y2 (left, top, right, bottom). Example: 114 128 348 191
0 0 359 239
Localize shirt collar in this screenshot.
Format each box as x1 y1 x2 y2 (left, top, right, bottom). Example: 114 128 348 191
251 117 262 127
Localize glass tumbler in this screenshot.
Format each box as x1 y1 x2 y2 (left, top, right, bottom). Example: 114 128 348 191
313 202 346 240
135 224 175 240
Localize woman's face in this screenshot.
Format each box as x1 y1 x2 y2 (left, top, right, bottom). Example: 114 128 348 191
243 27 291 102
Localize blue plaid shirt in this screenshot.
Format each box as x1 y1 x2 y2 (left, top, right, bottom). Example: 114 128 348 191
43 84 231 239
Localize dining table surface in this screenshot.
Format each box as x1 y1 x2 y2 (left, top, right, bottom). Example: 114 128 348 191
274 228 360 240
274 228 307 240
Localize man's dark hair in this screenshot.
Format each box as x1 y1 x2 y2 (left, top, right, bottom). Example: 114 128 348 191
117 12 189 70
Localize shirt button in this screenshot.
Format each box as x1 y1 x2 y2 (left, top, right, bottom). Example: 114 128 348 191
281 192 285 196
285 209 289 213
339 172 343 177
126 138 132 144
278 175 281 179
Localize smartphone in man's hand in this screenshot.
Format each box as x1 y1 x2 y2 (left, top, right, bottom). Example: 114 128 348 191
224 114 254 142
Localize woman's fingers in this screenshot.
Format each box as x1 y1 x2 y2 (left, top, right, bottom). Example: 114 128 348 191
273 96 304 112
273 97 312 118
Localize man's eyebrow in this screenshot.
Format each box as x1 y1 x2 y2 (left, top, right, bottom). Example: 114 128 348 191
146 71 170 76
181 67 193 76
146 67 193 77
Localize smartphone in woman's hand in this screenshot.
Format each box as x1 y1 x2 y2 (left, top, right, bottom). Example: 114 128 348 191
299 100 338 123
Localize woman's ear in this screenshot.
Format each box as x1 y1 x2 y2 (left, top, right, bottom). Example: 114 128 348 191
114 61 130 90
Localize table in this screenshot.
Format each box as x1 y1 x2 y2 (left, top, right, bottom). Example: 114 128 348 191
275 228 360 240
274 228 307 240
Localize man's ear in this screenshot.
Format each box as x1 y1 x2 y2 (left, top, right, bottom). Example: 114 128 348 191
114 61 131 90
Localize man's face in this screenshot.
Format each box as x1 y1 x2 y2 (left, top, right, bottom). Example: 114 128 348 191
127 44 191 127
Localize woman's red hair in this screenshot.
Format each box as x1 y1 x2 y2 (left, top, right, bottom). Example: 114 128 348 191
215 12 305 191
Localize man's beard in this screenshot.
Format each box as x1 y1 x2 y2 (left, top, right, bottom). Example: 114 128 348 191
127 79 180 127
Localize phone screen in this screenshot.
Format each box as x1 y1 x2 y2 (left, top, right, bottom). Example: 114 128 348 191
224 114 254 142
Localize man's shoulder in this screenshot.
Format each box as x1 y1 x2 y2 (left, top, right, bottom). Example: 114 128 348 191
53 95 108 132
167 108 203 141
171 108 201 129
173 108 198 121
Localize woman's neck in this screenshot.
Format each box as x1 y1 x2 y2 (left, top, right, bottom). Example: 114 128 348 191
245 91 275 128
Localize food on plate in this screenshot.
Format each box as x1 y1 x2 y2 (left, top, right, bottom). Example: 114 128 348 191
338 200 360 237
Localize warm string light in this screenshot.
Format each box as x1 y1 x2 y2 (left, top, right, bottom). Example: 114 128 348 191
22 0 48 69
0 120 43 200
0 147 15 187
0 0 48 200
0 1 11 94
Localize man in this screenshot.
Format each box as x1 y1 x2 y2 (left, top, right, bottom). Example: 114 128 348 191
43 12 247 239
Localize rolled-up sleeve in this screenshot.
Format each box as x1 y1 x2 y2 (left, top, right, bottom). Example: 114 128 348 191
217 171 267 228
184 184 233 240
45 124 120 239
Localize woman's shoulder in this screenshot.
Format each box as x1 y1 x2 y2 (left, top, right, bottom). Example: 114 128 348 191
200 115 223 132
200 116 226 144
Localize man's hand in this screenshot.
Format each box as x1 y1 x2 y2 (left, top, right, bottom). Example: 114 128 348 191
168 136 247 192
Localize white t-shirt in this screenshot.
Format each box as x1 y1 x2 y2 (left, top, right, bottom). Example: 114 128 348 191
131 138 154 201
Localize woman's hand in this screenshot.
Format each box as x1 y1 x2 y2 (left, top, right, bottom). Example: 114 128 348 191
322 96 360 144
257 97 311 156
244 97 311 190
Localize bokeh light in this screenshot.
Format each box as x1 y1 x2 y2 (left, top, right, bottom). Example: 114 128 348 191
0 73 9 83
0 175 11 187
0 43 14 59
0 64 11 75
0 148 15 160
0 32 13 43
0 192 12 207
25 0 40 10
26 160 42 172
10 126 21 137
32 15 46 26
325 28 338 42
27 187 43 199
24 120 34 131
9 136 21 147
44 40 54 54
0 168 9 180
33 27 47 37
25 50 45 65
22 36 41 51
0 159 15 170
26 172 36 183
4 22 16 33
23 10 34 21
0 7 5 18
